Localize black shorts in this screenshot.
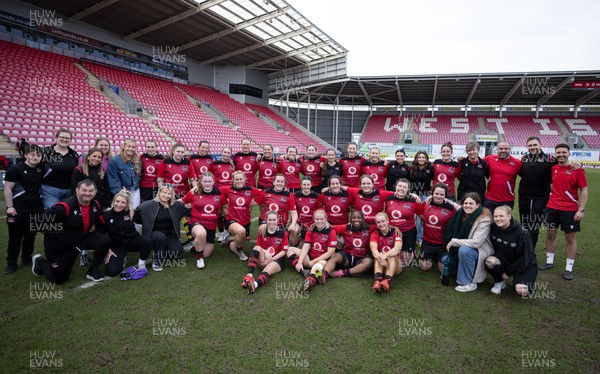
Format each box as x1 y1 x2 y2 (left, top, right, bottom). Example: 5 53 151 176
544 208 580 233
339 251 370 268
513 263 538 291
188 222 216 244
271 257 285 270
300 227 308 240
400 228 417 253
420 241 446 263
224 220 251 237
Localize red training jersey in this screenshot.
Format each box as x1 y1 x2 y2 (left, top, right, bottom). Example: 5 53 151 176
304 226 337 259
340 156 364 187
220 185 263 225
433 159 459 197
302 155 325 188
361 160 388 190
180 188 226 230
157 158 196 197
318 190 354 225
294 191 321 228
547 164 587 211
233 151 258 187
332 224 371 258
484 155 522 203
347 188 394 225
211 160 234 188
257 157 278 189
370 228 403 256
259 188 296 225
421 201 456 245
140 153 164 188
256 227 289 257
385 195 423 232
189 154 214 177
277 157 302 189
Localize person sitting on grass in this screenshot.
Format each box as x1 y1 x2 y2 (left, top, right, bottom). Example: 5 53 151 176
323 210 374 281
485 205 538 296
370 212 403 293
287 209 337 293
31 179 111 283
96 190 152 277
241 210 288 294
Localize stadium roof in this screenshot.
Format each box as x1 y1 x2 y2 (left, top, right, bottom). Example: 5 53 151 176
22 0 348 72
275 71 600 108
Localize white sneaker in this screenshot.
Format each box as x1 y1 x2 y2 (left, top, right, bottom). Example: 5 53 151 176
196 258 205 269
236 251 248 261
455 283 477 292
152 259 164 272
182 242 194 252
490 281 506 295
218 231 229 242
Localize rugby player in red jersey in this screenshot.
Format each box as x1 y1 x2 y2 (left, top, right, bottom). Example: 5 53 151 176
370 212 403 293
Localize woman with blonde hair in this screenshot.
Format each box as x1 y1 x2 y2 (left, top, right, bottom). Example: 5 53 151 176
108 138 141 207
370 212 403 293
97 190 152 277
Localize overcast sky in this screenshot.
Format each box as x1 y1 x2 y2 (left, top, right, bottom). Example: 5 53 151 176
292 0 600 76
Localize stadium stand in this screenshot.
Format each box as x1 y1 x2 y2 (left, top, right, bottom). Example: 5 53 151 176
246 104 329 153
361 115 405 144
0 41 171 154
483 116 564 146
412 116 477 145
561 116 600 148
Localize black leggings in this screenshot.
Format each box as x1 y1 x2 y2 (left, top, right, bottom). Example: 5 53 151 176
42 232 111 284
105 235 152 277
6 213 38 265
488 261 538 291
149 231 183 260
519 197 548 249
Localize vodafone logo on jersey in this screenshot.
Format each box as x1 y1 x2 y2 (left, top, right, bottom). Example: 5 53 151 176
243 163 251 171
371 173 378 181
331 205 341 213
352 239 363 248
222 171 230 179
172 174 183 183
236 197 246 206
307 165 315 172
269 203 279 212
313 242 323 251
362 205 373 215
382 245 391 253
146 165 155 174
204 204 215 214
429 215 439 225
391 210 402 219
301 206 310 214
265 169 273 176
438 173 447 182
267 246 276 255
287 166 295 173
200 166 208 173
348 167 357 175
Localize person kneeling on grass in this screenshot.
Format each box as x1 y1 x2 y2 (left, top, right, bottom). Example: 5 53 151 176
31 179 111 283
323 210 374 281
444 192 494 293
287 209 337 293
96 190 152 277
370 212 403 293
241 210 288 294
485 205 538 296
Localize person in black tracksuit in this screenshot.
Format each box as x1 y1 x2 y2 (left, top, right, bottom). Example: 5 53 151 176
518 137 555 248
485 206 538 296
96 190 152 277
71 147 110 208
4 144 44 274
457 141 488 201
31 180 111 284
385 149 411 192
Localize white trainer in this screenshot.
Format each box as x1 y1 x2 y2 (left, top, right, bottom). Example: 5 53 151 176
196 258 205 269
490 281 506 295
455 283 477 292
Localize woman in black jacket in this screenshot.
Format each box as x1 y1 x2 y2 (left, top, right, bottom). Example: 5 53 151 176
96 190 152 277
485 205 538 296
134 185 189 271
71 147 110 207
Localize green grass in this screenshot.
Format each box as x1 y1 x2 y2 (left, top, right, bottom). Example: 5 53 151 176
1 172 599 373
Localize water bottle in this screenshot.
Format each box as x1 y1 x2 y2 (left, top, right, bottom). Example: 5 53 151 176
441 256 450 286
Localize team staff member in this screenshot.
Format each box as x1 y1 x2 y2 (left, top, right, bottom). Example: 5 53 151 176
518 137 556 249
483 141 522 212
140 139 164 202
241 210 288 294
540 144 588 280
433 143 459 201
257 144 278 189
4 144 44 274
96 190 152 277
385 149 410 192
320 148 342 192
410 151 434 245
340 142 364 188
301 145 324 191
41 128 79 209
361 147 388 190
32 180 111 283
157 143 197 199
486 206 538 296
233 138 258 187
181 172 227 269
189 140 214 179
457 141 487 201
71 147 110 208
370 212 403 293
108 138 142 207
